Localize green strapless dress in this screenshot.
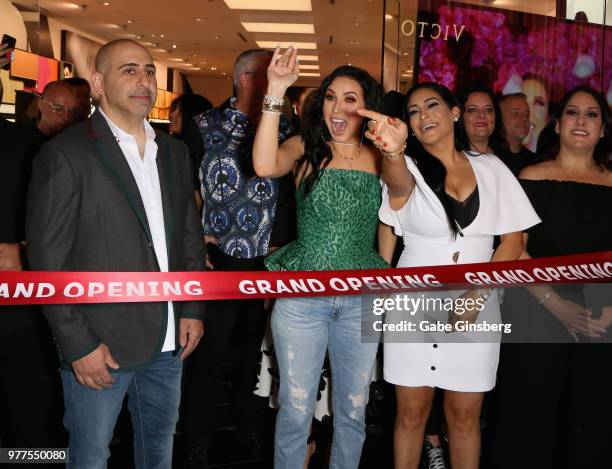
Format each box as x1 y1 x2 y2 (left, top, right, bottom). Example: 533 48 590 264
265 169 388 271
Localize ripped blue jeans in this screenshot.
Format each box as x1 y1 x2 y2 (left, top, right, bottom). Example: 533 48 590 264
271 296 379 469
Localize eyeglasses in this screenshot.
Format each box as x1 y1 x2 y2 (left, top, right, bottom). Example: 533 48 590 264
35 93 79 117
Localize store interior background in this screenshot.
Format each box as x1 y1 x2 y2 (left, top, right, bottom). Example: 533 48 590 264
1 0 611 127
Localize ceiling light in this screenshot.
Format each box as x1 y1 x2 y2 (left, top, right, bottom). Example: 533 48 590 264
223 0 312 11
172 44 177 49
256 41 317 50
297 55 318 61
194 17 202 21
299 72 320 77
352 21 361 26
127 19 134 24
151 33 156 38
214 36 221 40
137 34 144 39
348 40 360 45
241 22 315 34
221 72 226 75
103 1 110 5
200 60 207 64
345 51 349 56
159 34 165 38
211 66 217 70
299 64 319 70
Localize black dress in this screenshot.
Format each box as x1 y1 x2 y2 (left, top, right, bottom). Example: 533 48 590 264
495 179 612 469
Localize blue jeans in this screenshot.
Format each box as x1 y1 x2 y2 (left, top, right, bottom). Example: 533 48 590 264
271 296 379 469
61 351 182 469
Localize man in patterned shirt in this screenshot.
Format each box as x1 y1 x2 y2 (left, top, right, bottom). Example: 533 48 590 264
181 49 293 469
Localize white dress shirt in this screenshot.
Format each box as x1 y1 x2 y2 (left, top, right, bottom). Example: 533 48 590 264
100 108 175 352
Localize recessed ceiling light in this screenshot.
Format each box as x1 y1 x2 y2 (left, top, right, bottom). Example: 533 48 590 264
241 22 315 34
256 41 317 50
151 33 156 38
221 72 226 75
194 17 202 21
214 36 221 40
345 51 349 56
200 60 207 64
299 72 320 77
299 64 319 70
348 40 360 45
159 34 165 38
103 1 110 5
297 55 318 61
172 44 177 49
127 19 134 24
223 0 312 11
352 21 360 26
211 66 217 70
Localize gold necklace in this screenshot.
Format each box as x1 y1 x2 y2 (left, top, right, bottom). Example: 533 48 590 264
333 141 361 168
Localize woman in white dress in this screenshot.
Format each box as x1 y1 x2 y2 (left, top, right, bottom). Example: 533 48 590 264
359 82 540 469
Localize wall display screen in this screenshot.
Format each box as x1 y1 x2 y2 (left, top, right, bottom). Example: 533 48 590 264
36 56 59 92
415 0 612 150
9 49 59 92
10 48 37 81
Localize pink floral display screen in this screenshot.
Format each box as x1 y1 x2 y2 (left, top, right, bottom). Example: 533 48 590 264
416 0 612 107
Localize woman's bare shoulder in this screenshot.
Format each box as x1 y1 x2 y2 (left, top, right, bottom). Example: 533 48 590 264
519 161 556 180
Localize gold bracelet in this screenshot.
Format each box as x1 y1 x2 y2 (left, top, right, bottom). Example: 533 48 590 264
262 109 282 115
380 143 406 160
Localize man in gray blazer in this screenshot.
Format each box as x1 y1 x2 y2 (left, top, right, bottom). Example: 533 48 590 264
27 39 205 469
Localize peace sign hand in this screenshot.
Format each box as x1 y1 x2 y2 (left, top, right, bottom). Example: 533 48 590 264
357 109 408 154
267 45 299 97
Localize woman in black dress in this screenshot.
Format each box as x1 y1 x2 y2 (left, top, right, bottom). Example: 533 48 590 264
495 86 612 469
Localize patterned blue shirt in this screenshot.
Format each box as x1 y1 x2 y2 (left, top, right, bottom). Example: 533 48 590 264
196 97 292 259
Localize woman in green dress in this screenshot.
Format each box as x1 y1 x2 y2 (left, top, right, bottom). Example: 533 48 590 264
252 46 393 469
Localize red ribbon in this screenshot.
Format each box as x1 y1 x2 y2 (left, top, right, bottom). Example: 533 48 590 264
0 252 610 306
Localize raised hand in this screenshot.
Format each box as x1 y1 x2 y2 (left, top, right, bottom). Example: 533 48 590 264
267 45 299 97
357 109 408 154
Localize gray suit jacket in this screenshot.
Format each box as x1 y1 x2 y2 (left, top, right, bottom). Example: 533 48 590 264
27 111 206 370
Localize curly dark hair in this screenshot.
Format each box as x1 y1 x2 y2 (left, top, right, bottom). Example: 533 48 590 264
298 65 382 196
536 85 612 170
405 82 474 236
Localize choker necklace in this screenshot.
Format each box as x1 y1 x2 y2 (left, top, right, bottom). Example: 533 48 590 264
332 139 359 146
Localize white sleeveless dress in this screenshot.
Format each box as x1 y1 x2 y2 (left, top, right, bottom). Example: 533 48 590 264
380 153 540 391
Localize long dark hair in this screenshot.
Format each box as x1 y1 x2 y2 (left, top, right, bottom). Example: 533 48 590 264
405 82 473 235
298 65 382 196
536 85 612 170
460 85 508 155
